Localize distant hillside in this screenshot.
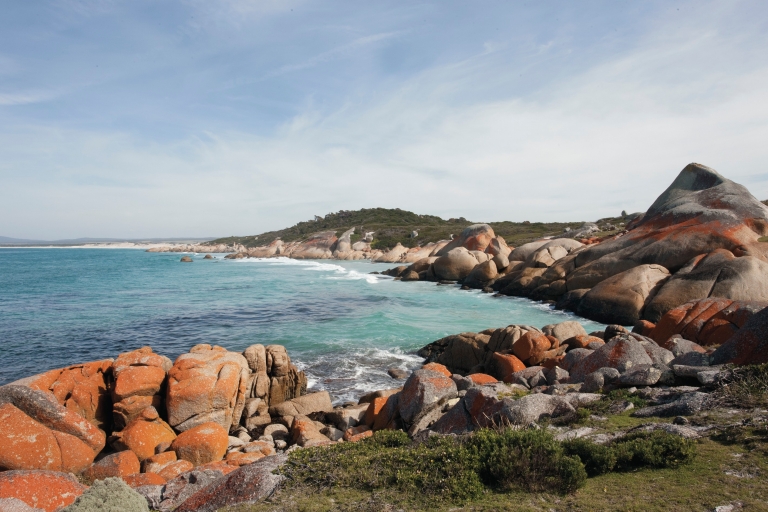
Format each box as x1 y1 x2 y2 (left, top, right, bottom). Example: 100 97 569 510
207 208 625 250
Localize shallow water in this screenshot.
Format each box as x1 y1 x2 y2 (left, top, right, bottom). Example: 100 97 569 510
0 249 605 402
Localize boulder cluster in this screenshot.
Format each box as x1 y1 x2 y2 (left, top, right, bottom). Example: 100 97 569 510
0 343 309 511
379 164 768 327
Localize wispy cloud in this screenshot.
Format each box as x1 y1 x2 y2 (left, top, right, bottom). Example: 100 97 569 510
1 1 768 239
0 90 61 106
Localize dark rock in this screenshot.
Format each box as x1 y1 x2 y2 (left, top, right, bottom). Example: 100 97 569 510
173 455 286 512
633 392 710 417
712 304 768 365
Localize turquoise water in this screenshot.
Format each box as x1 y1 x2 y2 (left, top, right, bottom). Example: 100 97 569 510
0 249 605 402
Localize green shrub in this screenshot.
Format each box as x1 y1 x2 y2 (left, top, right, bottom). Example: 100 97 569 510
612 431 696 470
283 430 485 502
562 438 617 476
469 428 587 494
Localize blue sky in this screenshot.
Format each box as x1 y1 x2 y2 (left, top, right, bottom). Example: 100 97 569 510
2 0 768 239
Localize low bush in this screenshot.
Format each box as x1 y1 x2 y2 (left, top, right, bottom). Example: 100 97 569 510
283 430 485 502
562 438 617 476
612 431 696 470
281 428 696 506
469 428 586 494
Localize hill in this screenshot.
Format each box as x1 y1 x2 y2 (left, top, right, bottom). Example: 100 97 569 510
206 207 624 250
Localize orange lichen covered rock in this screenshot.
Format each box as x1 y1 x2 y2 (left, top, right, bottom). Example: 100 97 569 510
0 403 69 472
166 345 250 433
111 347 171 431
343 425 373 442
364 396 388 427
0 386 105 454
111 406 176 461
142 450 177 473
82 450 140 483
512 331 551 363
225 451 265 466
564 335 604 349
420 363 451 377
398 369 457 424
123 472 166 488
713 305 768 365
170 421 228 466
650 298 767 347
0 470 87 512
468 373 498 385
157 459 195 480
290 415 331 448
0 387 102 473
113 366 167 402
488 353 526 382
27 359 113 432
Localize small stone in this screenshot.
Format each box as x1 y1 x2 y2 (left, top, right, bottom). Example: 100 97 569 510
387 368 409 380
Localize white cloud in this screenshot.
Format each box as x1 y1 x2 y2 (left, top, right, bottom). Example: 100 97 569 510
2 1 768 239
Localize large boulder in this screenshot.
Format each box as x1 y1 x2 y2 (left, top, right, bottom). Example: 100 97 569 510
82 450 140 483
525 239 583 269
436 224 495 255
577 264 670 325
0 403 95 473
565 164 768 297
264 345 307 406
110 407 176 461
508 240 548 262
463 260 498 289
398 369 457 424
644 249 768 322
432 247 479 281
712 305 768 365
23 360 113 432
569 335 654 381
0 385 106 454
171 422 228 467
268 391 332 418
649 298 766 347
166 344 249 432
0 470 87 512
372 243 409 263
432 332 490 373
171 454 286 512
542 321 587 342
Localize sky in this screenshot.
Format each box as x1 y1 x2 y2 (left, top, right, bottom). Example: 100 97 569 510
2 0 768 239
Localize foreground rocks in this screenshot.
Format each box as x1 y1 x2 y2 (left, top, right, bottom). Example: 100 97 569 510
0 342 309 510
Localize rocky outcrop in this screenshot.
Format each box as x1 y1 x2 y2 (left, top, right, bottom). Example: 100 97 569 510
433 248 483 281
646 298 766 347
712 305 768 365
166 345 249 433
0 386 105 473
112 347 172 431
577 264 670 325
23 360 113 432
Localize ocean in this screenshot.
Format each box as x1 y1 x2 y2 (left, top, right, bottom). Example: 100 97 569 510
0 249 606 403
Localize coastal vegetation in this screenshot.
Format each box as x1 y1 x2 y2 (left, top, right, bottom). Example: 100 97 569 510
205 207 619 250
